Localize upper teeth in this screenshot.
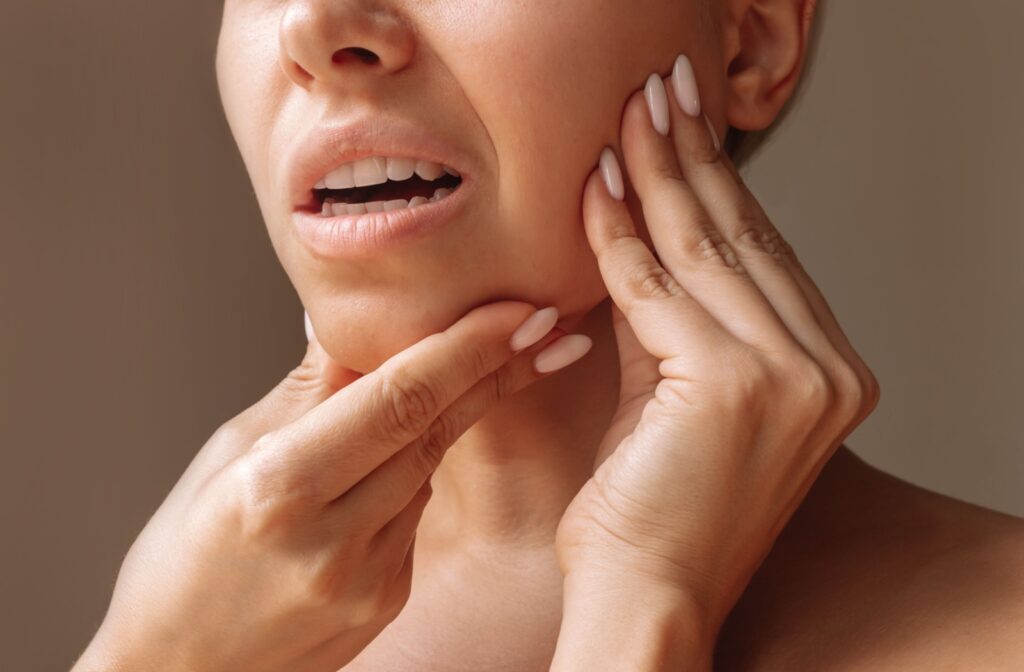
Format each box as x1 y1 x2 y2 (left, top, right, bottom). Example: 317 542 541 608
315 157 460 190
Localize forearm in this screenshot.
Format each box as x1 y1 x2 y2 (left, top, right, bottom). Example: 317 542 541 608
549 571 714 672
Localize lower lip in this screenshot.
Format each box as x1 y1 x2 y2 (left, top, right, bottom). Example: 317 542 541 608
291 179 472 259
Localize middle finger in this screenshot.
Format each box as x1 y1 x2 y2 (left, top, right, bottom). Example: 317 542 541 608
620 72 795 355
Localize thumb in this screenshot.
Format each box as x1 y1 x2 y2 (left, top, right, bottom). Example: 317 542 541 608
232 310 363 439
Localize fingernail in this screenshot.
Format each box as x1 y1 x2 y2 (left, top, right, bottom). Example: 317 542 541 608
534 334 593 374
510 306 560 352
644 73 671 136
599 147 625 201
703 112 721 154
304 310 315 343
671 54 701 117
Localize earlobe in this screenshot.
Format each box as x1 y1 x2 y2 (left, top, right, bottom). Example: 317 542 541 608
720 0 818 132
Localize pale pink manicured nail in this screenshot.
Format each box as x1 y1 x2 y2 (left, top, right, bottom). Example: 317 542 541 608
304 310 315 343
534 334 593 374
672 53 701 117
644 73 671 136
599 148 625 201
703 112 721 154
510 306 560 352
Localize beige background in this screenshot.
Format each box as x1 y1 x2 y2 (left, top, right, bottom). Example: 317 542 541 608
1 1 1021 669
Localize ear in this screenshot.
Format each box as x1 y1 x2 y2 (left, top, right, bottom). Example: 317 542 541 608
719 0 819 131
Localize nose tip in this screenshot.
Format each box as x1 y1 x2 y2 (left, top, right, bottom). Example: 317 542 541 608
279 2 415 90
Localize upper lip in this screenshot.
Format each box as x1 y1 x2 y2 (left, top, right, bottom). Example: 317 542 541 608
286 113 479 211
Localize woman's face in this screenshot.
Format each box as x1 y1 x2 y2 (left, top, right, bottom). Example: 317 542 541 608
216 0 724 373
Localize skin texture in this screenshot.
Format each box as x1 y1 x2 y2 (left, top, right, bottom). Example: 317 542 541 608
183 0 1024 669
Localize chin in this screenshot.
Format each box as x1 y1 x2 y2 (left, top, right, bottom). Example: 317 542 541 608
306 293 465 375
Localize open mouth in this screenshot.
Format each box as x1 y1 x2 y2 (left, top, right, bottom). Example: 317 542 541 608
311 156 464 216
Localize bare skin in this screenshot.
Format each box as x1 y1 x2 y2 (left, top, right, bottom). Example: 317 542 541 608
207 0 1024 668
339 300 1024 672
339 454 1024 671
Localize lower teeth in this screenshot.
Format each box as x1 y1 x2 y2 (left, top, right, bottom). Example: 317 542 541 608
321 187 454 217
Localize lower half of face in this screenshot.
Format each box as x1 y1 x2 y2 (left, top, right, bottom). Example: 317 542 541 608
218 0 715 374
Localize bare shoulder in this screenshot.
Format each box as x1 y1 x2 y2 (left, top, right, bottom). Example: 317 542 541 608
715 447 1024 671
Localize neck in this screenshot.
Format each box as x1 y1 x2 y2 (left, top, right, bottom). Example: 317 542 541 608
421 297 621 553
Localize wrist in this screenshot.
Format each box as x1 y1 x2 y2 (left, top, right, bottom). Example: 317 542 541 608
550 569 715 672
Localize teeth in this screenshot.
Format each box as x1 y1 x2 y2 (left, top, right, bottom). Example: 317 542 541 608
324 164 354 190
414 160 446 181
317 156 460 191
386 157 416 181
353 157 388 187
320 186 457 217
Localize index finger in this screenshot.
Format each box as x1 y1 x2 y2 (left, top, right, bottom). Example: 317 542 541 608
249 300 547 502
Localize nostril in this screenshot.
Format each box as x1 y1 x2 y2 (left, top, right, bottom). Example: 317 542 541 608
332 47 380 66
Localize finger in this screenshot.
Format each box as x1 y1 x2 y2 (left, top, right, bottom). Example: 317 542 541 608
582 148 733 364
620 74 796 354
366 478 431 563
214 317 362 454
662 59 847 376
665 57 879 427
329 325 579 535
251 301 556 504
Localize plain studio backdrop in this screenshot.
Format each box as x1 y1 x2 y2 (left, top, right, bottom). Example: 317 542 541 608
1 1 1021 669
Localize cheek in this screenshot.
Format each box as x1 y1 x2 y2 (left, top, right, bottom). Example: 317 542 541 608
431 1 700 322
216 6 288 223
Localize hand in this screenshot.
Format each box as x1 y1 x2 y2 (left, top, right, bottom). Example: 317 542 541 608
74 302 588 672
554 55 881 646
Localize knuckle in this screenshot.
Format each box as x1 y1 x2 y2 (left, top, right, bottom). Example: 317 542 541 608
714 351 774 414
863 365 882 413
850 360 882 422
688 127 722 165
691 228 743 273
415 413 459 472
489 365 520 402
226 453 306 544
831 361 865 422
464 342 495 383
652 161 688 187
345 572 407 627
761 225 800 266
379 372 441 437
628 259 683 300
791 359 833 419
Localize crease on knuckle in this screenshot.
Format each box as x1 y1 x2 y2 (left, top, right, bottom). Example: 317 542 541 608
416 410 461 471
761 225 800 266
629 259 683 300
689 131 721 165
380 372 440 437
652 161 687 187
691 227 738 271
